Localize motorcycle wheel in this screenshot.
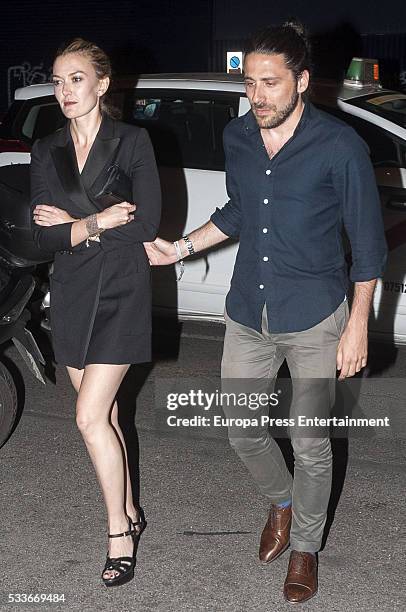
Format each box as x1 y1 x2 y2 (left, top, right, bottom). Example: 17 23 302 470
0 361 18 449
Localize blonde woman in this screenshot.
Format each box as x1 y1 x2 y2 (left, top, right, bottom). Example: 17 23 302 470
31 39 161 586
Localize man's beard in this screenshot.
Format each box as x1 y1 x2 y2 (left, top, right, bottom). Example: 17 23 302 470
252 89 300 129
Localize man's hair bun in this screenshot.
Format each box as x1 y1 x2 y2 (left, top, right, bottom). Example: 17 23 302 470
244 19 312 84
283 19 307 40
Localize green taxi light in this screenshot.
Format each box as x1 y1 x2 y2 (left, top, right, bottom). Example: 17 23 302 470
344 57 381 89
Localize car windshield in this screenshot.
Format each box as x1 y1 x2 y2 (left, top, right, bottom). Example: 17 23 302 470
345 92 406 129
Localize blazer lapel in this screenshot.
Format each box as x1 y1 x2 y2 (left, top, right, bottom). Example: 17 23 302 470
50 115 120 215
81 116 120 193
50 124 96 215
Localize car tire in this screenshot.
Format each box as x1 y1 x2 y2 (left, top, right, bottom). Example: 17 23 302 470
0 361 18 449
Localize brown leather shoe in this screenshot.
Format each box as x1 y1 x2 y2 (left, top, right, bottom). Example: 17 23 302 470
283 551 318 603
259 504 291 563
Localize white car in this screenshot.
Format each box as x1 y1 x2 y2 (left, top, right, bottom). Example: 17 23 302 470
0 67 406 342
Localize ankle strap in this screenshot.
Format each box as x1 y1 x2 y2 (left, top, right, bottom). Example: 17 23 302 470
108 527 133 539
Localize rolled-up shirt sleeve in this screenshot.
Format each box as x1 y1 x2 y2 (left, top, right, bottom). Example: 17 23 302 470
332 127 387 281
30 139 73 253
210 131 242 239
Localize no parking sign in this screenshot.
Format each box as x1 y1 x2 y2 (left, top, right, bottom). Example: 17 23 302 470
227 51 242 74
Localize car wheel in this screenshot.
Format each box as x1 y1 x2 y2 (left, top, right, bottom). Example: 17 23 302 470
0 361 18 449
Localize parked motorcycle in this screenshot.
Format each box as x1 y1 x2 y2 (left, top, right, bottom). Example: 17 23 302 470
0 162 52 449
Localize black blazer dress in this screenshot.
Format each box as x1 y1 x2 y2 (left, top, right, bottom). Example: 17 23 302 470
30 114 161 369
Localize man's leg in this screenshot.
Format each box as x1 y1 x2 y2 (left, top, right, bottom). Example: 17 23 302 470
221 307 293 561
280 300 349 602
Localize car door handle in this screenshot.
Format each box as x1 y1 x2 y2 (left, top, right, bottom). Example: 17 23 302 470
386 199 406 210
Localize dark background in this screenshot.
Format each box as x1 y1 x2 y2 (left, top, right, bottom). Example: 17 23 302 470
2 0 406 114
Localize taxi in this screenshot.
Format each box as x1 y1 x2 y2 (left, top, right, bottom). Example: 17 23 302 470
0 59 405 343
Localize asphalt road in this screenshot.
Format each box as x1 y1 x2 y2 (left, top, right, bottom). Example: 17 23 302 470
0 318 405 612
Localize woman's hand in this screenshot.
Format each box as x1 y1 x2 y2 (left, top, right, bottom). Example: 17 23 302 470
33 204 76 226
97 202 136 230
144 238 178 265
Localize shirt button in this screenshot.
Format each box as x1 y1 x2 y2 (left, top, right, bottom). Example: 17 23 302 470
263 198 269 204
263 256 269 261
265 169 271 175
262 228 268 233
259 284 264 289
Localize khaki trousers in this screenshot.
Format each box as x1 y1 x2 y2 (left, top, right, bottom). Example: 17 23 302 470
221 300 349 552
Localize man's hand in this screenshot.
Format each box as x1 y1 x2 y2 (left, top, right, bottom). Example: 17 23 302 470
33 204 76 226
336 320 368 380
336 279 377 380
144 238 178 265
144 221 229 265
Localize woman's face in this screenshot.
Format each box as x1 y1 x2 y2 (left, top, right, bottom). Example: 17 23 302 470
52 52 109 119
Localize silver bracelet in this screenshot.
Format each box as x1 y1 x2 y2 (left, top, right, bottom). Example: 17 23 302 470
173 240 183 261
173 240 185 281
182 234 195 256
85 213 103 237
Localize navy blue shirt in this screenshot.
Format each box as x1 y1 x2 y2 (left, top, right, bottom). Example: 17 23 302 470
211 102 387 333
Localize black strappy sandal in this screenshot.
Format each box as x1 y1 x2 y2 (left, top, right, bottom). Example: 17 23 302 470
131 508 147 539
102 517 136 588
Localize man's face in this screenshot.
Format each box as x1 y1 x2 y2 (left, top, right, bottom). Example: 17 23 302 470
243 52 308 129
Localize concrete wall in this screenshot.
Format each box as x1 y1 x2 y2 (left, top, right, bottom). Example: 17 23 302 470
0 0 211 113
213 0 406 38
1 0 406 114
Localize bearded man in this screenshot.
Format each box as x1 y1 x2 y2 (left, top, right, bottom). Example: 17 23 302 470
145 21 387 603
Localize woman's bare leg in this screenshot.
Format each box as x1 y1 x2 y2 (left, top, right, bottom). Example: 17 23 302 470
110 402 140 524
67 366 140 524
67 363 134 579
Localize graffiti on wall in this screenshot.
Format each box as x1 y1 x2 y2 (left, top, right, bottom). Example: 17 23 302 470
7 61 52 106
